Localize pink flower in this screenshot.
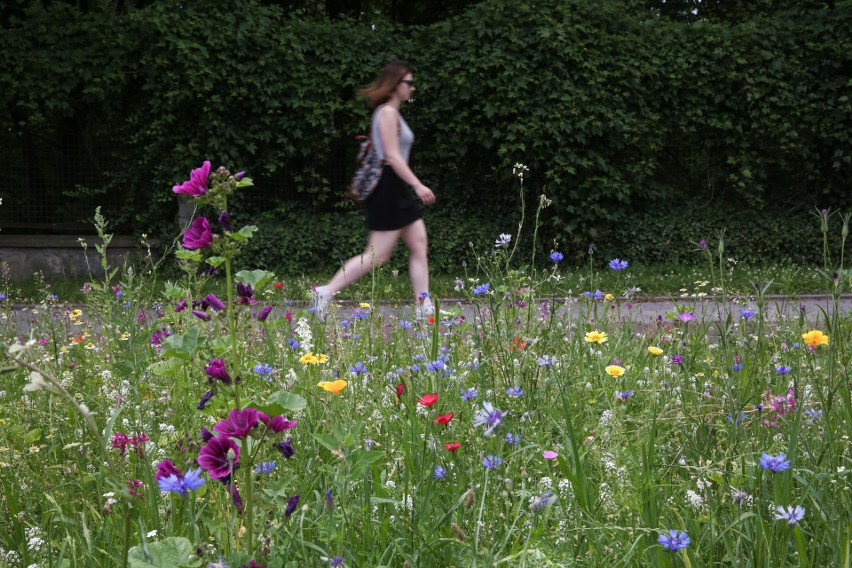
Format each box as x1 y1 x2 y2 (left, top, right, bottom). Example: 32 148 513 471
198 435 240 479
183 217 213 250
542 450 559 460
173 161 211 196
213 408 261 439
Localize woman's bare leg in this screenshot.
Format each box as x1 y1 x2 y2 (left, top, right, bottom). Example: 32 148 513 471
401 219 429 304
322 230 402 296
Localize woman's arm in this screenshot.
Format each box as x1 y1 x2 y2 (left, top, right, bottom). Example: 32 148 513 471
377 106 435 205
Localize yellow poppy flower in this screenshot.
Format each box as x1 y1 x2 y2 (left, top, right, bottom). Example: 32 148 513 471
314 353 329 363
360 303 371 309
299 353 317 365
318 379 347 394
604 293 614 301
605 365 625 378
647 346 663 356
801 330 829 347
69 309 83 319
584 331 608 344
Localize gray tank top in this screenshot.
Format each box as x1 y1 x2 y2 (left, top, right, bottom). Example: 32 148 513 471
370 104 413 164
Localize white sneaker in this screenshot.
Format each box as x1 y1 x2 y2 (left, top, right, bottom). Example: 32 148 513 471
311 287 331 320
415 298 437 321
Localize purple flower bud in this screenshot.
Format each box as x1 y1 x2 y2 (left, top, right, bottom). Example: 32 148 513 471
192 309 210 321
204 293 226 311
228 483 244 512
255 305 273 321
205 357 231 384
198 390 215 410
234 171 246 181
285 494 300 518
218 210 234 232
200 427 215 443
236 282 257 306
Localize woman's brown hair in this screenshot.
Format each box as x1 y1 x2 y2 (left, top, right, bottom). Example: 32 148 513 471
360 61 411 108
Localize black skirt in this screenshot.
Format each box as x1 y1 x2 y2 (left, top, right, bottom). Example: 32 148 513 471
366 165 423 231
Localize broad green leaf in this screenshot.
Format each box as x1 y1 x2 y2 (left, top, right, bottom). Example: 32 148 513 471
147 358 184 378
127 537 202 568
267 390 308 413
312 433 339 453
175 249 202 262
234 269 275 290
160 327 202 360
206 256 226 268
25 428 41 444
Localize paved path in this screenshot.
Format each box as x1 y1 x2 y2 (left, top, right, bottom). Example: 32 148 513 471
4 295 850 335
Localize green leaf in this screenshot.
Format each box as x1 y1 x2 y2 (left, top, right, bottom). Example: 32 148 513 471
175 249 202 262
234 269 275 289
206 256 226 268
147 358 184 378
348 450 384 476
312 433 339 453
24 428 41 444
230 225 258 243
266 390 308 413
160 327 202 360
127 537 202 568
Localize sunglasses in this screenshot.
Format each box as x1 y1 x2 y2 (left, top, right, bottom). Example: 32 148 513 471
399 79 415 86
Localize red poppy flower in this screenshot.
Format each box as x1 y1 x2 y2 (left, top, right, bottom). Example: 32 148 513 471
274 282 284 289
509 336 526 351
395 383 405 399
444 442 460 452
427 316 436 324
434 412 454 425
418 393 439 406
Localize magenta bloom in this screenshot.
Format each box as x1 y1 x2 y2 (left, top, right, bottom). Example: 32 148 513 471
192 309 210 321
173 161 211 197
213 408 261 439
198 435 239 479
155 459 182 481
175 300 187 313
205 357 231 383
255 305 273 321
676 312 697 323
542 450 559 460
183 217 213 250
265 415 298 433
203 293 226 311
236 282 257 306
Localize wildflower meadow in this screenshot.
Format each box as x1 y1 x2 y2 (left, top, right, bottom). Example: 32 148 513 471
1 164 850 567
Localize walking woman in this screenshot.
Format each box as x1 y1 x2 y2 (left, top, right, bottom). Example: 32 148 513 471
313 61 436 319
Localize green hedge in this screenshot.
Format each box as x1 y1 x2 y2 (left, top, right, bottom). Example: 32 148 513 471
2 0 850 268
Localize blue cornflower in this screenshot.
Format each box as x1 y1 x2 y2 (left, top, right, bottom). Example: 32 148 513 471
426 359 446 372
583 289 602 299
506 386 524 397
412 354 425 361
774 505 806 525
253 363 273 376
434 465 447 479
473 283 491 296
537 355 556 369
329 556 345 567
760 453 791 472
349 361 368 374
805 409 822 423
530 490 553 513
550 251 564 262
739 309 756 319
732 363 744 371
658 530 690 551
482 455 503 469
0 293 6 301
775 365 791 375
255 461 277 474
728 411 748 424
671 354 684 366
461 387 478 401
288 338 301 350
353 308 370 319
615 390 634 402
410 364 421 372
608 258 628 271
339 319 351 328
473 402 504 436
505 432 521 445
158 468 205 494
400 320 412 329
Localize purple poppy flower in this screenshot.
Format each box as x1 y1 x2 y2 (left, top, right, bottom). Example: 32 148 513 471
155 459 183 481
213 408 261 439
172 161 211 197
265 415 298 433
150 330 171 345
218 210 234 231
204 293 226 312
676 312 697 323
205 357 231 384
236 282 257 306
255 305 273 321
183 217 213 250
275 438 295 459
198 435 240 479
285 494 300 518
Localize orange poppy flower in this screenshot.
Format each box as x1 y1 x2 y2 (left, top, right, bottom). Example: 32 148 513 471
509 336 526 351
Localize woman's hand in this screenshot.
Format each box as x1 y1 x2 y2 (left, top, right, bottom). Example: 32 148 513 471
414 183 436 205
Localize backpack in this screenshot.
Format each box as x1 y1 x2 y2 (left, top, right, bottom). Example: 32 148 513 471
348 135 384 204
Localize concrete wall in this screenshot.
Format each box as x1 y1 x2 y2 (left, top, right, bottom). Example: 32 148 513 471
0 235 156 281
